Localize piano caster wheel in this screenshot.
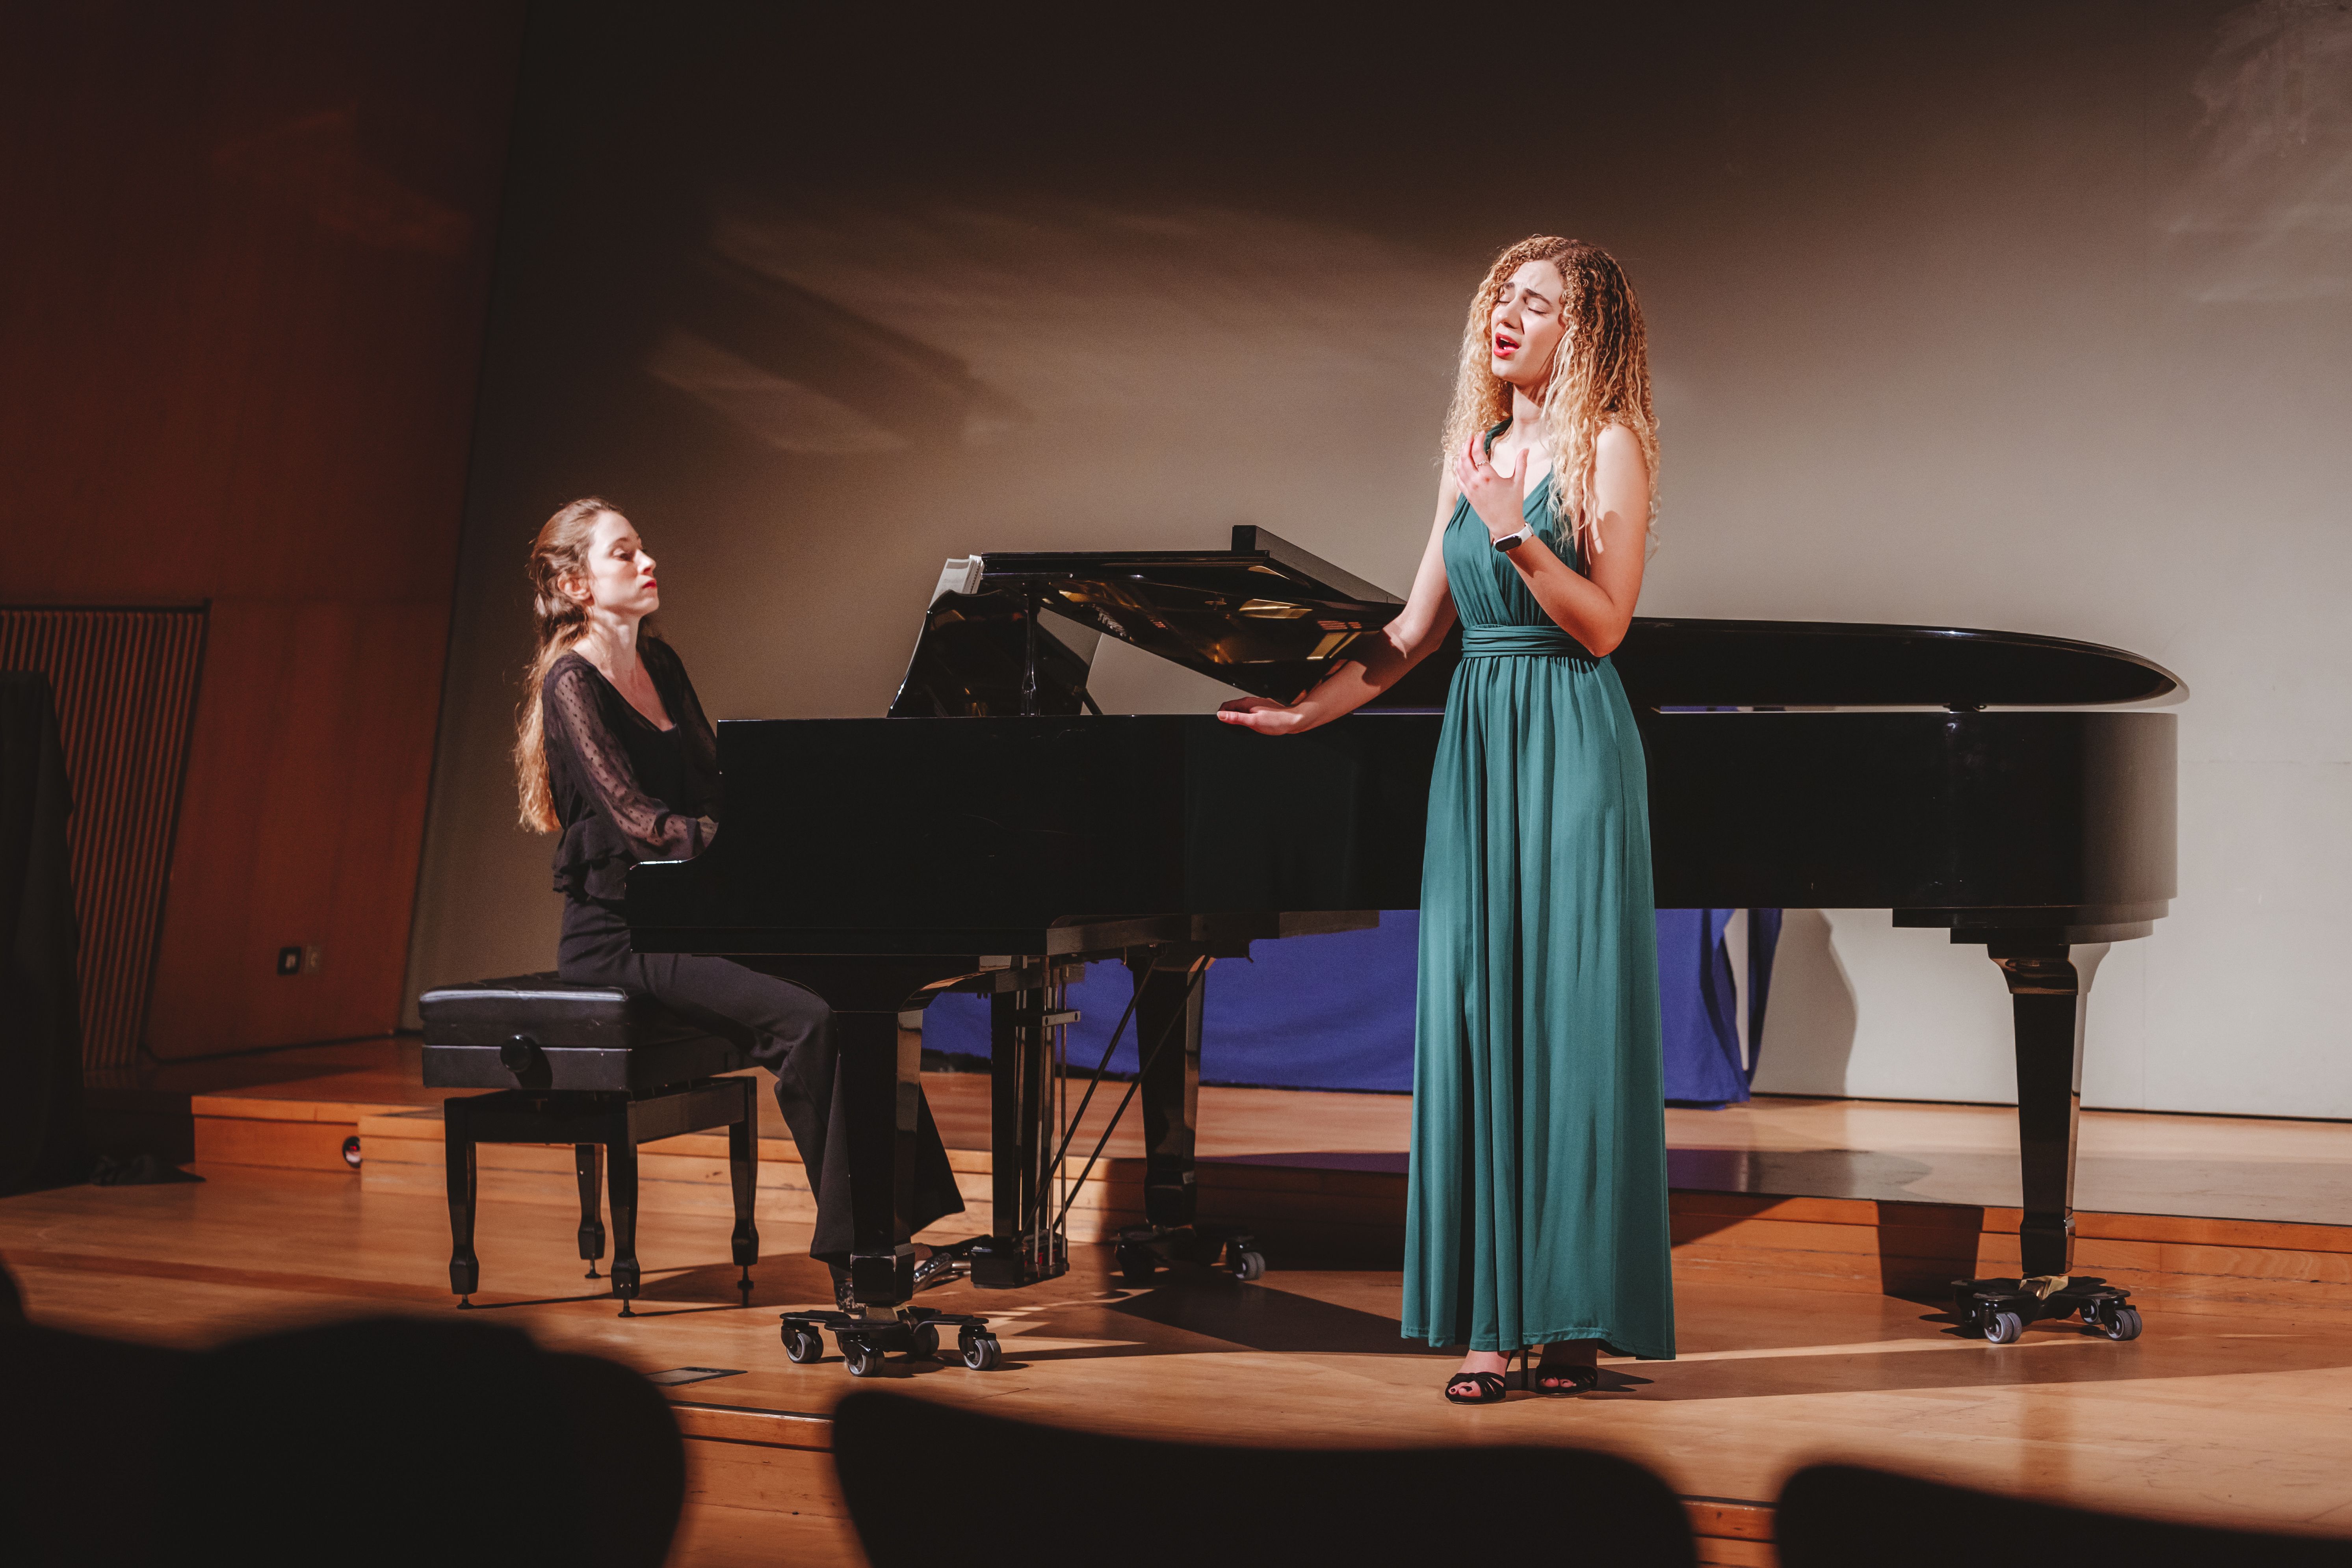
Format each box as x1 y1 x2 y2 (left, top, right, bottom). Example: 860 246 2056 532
960 1332 1002 1372
909 1321 940 1360
783 1326 824 1364
1982 1310 2023 1345
1230 1249 1266 1283
845 1342 885 1378
2093 1304 2143 1341
1117 1246 1156 1287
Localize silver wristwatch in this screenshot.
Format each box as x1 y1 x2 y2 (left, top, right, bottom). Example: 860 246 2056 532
1492 523 1535 553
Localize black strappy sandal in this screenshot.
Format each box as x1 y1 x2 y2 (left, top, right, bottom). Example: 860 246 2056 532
1531 1347 1602 1396
1443 1347 1531 1405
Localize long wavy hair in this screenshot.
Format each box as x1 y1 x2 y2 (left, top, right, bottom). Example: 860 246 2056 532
1440 236 1658 556
513 496 619 832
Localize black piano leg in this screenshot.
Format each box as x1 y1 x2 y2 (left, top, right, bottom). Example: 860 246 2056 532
1995 943 2086 1282
445 1096 479 1306
1133 949 1203 1234
607 1133 641 1316
1115 951 1260 1285
986 990 1025 1282
973 980 1071 1291
574 1142 605 1279
728 1078 759 1303
840 1007 916 1309
1953 942 2139 1342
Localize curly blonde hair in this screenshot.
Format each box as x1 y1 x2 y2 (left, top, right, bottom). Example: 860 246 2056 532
1440 236 1658 556
512 496 617 832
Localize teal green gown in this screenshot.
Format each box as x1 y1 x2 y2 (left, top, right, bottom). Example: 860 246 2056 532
1401 473 1676 1360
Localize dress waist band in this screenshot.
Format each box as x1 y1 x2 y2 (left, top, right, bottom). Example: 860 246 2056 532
1459 624 1592 658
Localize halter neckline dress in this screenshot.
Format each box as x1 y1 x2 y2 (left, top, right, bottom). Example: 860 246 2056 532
1401 470 1676 1360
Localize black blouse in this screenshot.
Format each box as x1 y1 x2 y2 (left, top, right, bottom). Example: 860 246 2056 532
541 640 721 906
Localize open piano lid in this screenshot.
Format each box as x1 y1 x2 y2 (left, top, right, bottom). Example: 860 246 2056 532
888 527 2182 716
889 527 1400 716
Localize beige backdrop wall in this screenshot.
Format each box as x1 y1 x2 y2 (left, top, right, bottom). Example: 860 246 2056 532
405 3 2351 1118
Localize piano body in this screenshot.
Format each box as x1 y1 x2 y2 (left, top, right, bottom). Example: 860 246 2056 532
628 527 2178 1359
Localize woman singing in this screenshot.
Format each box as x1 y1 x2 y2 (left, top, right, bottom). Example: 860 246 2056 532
513 498 964 1308
1218 238 1672 1400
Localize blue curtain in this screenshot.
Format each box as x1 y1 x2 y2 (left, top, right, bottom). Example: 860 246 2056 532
918 908 1778 1100
1655 908 1782 1107
919 914 1420 1092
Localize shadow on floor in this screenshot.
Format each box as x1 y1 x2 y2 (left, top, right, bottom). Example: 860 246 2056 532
953 1269 2352 1405
1099 1270 1427 1357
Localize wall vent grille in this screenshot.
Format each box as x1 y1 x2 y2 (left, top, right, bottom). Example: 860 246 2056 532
0 607 207 1070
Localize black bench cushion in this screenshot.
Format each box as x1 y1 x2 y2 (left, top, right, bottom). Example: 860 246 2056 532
419 974 713 1048
418 974 751 1092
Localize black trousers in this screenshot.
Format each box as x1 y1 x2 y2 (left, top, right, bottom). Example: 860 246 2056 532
557 900 963 1265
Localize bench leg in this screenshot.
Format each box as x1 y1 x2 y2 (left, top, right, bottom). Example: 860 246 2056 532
728 1078 759 1302
444 1097 479 1304
607 1135 640 1316
574 1143 606 1278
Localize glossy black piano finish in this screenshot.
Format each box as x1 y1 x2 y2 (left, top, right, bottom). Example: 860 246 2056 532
629 527 2181 1339
629 714 1438 950
632 706 2175 950
1383 615 2182 713
1644 709 2176 941
628 713 1431 1306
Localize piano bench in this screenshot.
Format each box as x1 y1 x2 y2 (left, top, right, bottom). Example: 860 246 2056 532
418 974 762 1316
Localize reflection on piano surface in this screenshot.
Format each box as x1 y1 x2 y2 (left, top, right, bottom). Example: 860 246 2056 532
629 526 2178 1358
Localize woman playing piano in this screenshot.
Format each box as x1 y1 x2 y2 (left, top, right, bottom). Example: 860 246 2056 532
1218 238 1671 1401
513 498 964 1309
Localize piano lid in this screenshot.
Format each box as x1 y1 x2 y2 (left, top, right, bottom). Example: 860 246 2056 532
888 528 2183 716
888 527 1403 717
1363 619 2183 712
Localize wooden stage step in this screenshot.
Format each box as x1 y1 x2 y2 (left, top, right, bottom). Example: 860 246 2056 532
350 1102 1409 1258
341 1100 2352 1325
180 1060 2352 1326
39 1041 2351 1568
653 1393 1778 1568
19 1156 2352 1566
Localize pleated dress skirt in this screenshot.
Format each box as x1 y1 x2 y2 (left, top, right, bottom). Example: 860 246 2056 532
1401 491 1676 1360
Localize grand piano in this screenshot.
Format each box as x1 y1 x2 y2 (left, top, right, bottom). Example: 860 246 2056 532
628 527 2178 1366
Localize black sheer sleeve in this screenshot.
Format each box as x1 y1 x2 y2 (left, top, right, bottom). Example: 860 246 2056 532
542 658 711 862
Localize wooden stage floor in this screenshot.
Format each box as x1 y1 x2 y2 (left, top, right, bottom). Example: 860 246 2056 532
111 1036 2352 1227
21 1039 2352 1566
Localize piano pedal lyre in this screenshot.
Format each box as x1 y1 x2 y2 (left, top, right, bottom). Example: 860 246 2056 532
1115 1223 1264 1286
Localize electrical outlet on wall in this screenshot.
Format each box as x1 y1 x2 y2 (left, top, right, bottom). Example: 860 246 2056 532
304 945 323 974
276 946 302 976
